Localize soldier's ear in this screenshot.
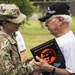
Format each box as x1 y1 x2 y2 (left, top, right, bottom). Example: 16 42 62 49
2 21 8 26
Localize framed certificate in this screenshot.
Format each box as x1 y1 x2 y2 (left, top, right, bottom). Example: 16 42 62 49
30 38 65 68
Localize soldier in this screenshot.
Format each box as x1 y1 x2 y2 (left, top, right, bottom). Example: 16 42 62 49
0 4 34 75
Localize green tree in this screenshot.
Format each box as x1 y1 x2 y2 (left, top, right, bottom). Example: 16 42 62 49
0 0 37 17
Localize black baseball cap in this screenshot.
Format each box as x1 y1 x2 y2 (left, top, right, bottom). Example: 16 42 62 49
38 2 70 22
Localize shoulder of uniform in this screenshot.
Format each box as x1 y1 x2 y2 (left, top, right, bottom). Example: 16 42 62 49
0 35 10 49
0 31 16 45
0 36 3 42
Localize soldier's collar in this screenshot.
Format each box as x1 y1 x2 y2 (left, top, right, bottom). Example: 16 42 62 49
0 31 16 44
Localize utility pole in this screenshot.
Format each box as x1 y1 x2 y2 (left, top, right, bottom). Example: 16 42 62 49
40 0 46 28
6 0 10 3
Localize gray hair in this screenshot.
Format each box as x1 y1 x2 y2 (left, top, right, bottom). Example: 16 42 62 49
52 15 72 25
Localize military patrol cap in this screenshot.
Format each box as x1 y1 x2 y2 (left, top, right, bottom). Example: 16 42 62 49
0 4 26 23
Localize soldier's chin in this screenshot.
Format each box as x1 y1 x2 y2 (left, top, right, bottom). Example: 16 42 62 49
16 28 19 31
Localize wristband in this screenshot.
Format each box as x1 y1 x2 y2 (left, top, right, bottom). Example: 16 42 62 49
51 67 56 75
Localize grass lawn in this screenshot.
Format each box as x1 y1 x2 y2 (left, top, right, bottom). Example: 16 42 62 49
23 35 54 58
19 17 75 58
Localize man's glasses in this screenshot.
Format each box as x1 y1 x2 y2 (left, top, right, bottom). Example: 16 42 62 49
45 18 56 24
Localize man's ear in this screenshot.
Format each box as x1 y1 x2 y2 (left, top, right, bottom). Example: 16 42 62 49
58 17 64 25
58 21 62 26
58 16 64 21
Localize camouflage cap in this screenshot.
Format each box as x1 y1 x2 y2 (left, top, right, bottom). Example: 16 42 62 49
0 4 26 23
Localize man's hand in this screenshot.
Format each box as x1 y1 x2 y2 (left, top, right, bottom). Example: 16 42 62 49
32 56 53 72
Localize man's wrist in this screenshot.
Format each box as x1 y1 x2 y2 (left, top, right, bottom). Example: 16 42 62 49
51 67 56 75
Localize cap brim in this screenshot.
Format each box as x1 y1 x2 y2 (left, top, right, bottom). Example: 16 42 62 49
8 13 26 23
38 15 51 22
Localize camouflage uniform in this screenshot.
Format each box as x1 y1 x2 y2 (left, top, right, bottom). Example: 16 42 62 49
0 31 34 75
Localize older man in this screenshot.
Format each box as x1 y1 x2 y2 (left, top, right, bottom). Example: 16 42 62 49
33 2 75 75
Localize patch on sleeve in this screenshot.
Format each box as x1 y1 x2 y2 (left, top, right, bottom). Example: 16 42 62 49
0 38 10 49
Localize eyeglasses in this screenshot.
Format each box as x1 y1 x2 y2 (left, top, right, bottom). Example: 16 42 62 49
45 18 56 24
